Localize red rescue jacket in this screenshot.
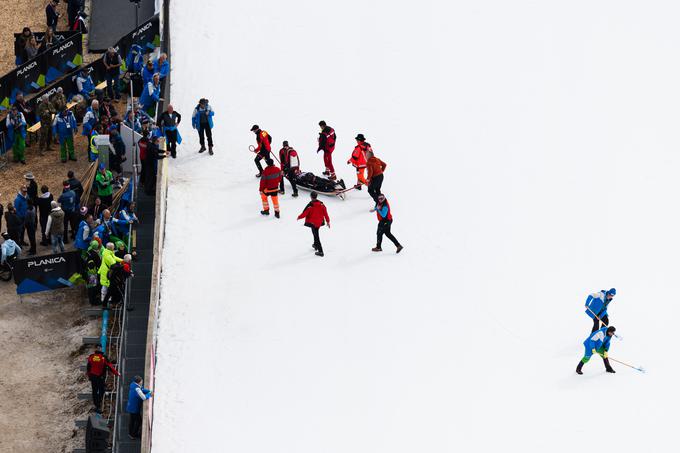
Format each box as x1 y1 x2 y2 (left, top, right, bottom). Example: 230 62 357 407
318 126 336 153
348 142 370 168
297 200 330 228
256 130 272 153
279 147 300 170
260 165 282 192
87 352 120 378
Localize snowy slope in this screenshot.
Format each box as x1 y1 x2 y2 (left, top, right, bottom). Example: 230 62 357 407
152 1 680 452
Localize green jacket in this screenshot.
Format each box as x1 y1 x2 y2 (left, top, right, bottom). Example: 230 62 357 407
95 170 114 197
99 248 122 287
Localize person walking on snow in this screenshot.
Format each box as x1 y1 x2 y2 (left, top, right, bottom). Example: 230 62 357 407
348 134 370 190
370 194 403 253
159 105 182 158
366 150 387 203
585 288 615 333
297 191 330 257
192 98 214 155
259 159 282 218
576 325 617 374
251 124 272 177
279 141 300 197
318 120 337 180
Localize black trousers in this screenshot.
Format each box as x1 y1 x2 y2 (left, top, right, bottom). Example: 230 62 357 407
198 124 213 148
63 211 78 242
166 130 178 157
39 214 49 244
591 315 609 333
306 223 322 252
280 168 298 193
88 286 101 306
368 174 384 202
90 375 106 410
129 412 142 438
377 219 400 248
254 151 270 173
26 226 36 253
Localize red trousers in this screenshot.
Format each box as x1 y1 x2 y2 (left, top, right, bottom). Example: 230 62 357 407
323 151 335 175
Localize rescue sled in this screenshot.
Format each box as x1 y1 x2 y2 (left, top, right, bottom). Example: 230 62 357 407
291 172 351 199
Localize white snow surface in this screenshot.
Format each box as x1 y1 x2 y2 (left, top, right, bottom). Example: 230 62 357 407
152 1 680 452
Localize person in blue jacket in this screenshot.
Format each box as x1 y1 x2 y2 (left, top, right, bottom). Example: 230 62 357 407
140 73 161 117
125 44 145 75
192 98 215 155
585 288 616 333
74 213 95 254
576 325 616 374
82 100 100 137
126 375 152 440
13 186 29 245
76 70 95 101
153 53 169 80
142 60 155 84
52 108 78 162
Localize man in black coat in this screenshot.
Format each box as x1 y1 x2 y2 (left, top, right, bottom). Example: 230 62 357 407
46 1 60 32
159 105 182 158
36 185 54 245
67 170 83 206
4 204 22 243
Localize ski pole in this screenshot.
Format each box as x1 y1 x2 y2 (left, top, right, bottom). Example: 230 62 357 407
586 307 623 340
608 357 645 373
249 144 281 165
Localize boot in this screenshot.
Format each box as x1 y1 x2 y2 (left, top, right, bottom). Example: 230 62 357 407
396 245 404 253
329 174 337 181
576 361 584 375
260 209 270 216
354 184 362 190
255 172 262 178
208 146 214 155
198 146 206 153
372 246 382 252
274 211 280 218
279 189 285 195
604 358 615 373
315 251 324 257
292 192 298 197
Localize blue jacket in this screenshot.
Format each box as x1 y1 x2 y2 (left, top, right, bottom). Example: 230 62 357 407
585 290 613 319
142 65 155 84
154 59 169 79
52 110 77 142
74 220 93 250
126 381 151 414
14 192 28 218
584 326 612 352
192 104 214 129
82 107 99 136
125 44 144 74
76 74 95 97
140 81 161 109
6 112 27 144
58 189 77 213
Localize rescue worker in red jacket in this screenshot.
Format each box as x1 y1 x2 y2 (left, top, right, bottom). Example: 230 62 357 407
317 120 337 180
348 133 370 189
366 150 387 203
259 158 283 217
370 194 403 253
86 345 120 413
251 124 272 177
279 140 300 197
297 191 330 257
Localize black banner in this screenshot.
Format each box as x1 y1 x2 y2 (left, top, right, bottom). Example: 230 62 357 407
14 31 80 63
13 251 84 295
115 15 160 72
0 33 83 113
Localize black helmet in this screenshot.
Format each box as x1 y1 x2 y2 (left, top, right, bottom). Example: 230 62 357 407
606 326 616 335
282 140 289 147
319 120 326 127
250 124 259 132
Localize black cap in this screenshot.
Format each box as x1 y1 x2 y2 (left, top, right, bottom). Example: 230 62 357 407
355 134 365 141
282 140 289 147
319 120 326 127
310 191 318 200
606 326 616 334
250 124 259 132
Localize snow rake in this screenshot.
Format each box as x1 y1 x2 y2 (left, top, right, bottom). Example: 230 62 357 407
608 357 645 373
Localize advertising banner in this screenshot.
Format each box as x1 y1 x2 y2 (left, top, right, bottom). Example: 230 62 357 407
13 251 84 295
14 31 80 63
46 33 84 83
